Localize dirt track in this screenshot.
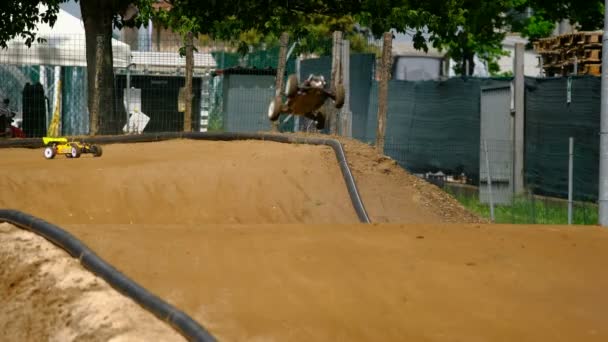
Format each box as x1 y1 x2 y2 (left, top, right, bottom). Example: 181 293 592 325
65 222 608 342
1 138 608 341
0 139 482 225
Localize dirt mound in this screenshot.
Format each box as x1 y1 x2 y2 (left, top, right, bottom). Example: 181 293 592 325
0 223 184 342
0 138 482 225
0 140 358 225
291 132 485 223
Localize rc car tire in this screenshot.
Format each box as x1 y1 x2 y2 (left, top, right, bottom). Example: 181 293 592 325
285 74 298 97
268 96 283 121
334 84 345 109
70 143 81 158
43 147 56 159
92 145 103 157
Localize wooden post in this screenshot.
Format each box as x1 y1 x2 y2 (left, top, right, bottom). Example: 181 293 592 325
272 32 289 132
341 39 351 137
376 32 392 154
90 35 104 135
184 32 194 132
329 31 342 135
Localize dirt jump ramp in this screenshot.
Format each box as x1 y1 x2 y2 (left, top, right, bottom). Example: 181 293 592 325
0 132 371 341
0 132 370 224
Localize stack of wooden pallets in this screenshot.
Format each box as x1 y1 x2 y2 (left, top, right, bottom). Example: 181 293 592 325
534 31 603 77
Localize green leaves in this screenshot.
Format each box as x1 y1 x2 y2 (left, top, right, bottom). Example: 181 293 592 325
0 0 65 48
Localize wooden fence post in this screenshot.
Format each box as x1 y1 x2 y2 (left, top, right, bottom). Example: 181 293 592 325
184 31 194 132
376 32 392 154
272 32 289 132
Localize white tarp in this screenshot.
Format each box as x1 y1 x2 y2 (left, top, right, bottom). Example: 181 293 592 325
0 8 131 68
123 110 150 134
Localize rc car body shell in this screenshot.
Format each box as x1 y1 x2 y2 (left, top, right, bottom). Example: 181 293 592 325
42 137 103 159
286 86 332 116
268 74 345 129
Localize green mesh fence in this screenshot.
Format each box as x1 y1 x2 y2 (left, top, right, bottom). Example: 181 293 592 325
525 76 600 202
211 47 296 73
365 77 512 182
220 71 274 132
61 66 89 136
209 47 297 133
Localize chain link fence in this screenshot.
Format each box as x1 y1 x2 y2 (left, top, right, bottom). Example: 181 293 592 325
0 29 602 224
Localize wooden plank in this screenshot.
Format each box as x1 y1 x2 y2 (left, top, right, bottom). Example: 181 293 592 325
582 63 601 76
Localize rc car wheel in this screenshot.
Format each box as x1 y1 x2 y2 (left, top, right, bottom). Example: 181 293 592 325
43 146 56 159
268 96 283 121
92 145 103 157
70 143 82 158
285 74 298 97
334 84 345 109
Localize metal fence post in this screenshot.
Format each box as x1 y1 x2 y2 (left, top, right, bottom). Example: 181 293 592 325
484 139 495 222
294 57 301 132
568 137 574 225
568 137 574 224
599 0 608 226
513 42 525 195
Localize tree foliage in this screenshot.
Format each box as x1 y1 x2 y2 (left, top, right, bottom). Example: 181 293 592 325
0 0 155 48
507 1 604 50
0 1 64 48
1 0 604 115
150 0 464 57
427 0 528 75
524 0 604 32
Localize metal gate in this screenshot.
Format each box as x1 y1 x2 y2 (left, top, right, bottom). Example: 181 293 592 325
479 85 513 204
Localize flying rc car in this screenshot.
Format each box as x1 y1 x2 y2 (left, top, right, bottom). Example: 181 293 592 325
268 74 345 129
42 137 103 159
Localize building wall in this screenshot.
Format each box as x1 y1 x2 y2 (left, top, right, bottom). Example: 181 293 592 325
496 45 542 77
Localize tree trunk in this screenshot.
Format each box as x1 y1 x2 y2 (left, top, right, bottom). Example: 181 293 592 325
272 32 289 132
467 54 475 76
462 53 475 76
81 1 120 135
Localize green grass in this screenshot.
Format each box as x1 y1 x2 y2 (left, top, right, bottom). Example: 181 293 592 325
446 189 598 225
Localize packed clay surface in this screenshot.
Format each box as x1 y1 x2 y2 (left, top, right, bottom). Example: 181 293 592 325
0 139 482 225
0 223 184 342
3 138 606 342
65 222 608 342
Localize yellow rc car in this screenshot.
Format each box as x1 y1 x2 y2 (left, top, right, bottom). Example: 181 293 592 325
42 137 103 159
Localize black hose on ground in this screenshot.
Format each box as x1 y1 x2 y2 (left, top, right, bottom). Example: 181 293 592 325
0 209 217 342
0 132 371 340
0 132 371 223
